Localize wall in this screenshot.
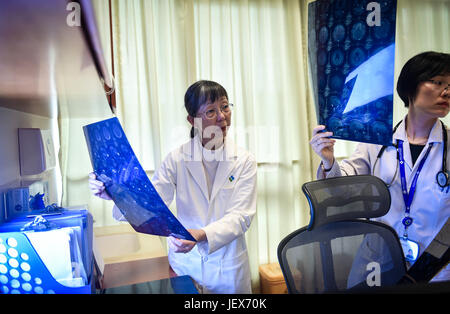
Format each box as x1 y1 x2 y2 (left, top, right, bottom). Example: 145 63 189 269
0 106 61 215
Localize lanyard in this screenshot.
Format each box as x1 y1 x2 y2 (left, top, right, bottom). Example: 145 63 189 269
397 139 434 237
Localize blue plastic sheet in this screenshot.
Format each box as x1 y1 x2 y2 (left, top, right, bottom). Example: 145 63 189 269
83 117 195 241
0 209 94 294
308 0 397 145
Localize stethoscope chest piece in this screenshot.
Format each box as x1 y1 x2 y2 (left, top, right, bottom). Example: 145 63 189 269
436 170 449 188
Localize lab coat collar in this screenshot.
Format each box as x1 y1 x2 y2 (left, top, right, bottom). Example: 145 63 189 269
428 119 445 144
210 141 239 201
181 136 238 202
393 116 444 144
393 116 444 170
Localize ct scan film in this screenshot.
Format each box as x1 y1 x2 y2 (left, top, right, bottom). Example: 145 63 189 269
308 0 397 145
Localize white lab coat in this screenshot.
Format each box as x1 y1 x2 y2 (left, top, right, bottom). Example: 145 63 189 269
152 135 256 293
318 117 450 281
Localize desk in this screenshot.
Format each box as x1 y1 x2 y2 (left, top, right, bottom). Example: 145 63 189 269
101 256 177 289
101 275 198 294
99 256 198 294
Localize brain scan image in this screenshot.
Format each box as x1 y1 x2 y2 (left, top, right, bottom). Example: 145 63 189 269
308 0 397 145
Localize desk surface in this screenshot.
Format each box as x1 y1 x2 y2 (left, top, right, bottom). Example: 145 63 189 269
101 275 198 294
101 256 177 289
99 255 199 294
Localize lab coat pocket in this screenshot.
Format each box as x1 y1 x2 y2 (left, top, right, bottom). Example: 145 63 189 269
432 181 450 201
217 185 235 208
222 178 237 190
219 250 251 293
431 182 450 216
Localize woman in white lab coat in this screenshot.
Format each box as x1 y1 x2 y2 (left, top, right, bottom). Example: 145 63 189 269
90 80 257 293
309 51 450 281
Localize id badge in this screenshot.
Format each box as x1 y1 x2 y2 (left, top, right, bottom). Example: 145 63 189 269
399 237 419 263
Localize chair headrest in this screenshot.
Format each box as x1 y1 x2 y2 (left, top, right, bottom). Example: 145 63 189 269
302 175 391 230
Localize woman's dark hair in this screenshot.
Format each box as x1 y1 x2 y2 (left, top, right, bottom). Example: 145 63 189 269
184 80 229 138
397 51 450 107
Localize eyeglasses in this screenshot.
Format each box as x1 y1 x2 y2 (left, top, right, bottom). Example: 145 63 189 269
198 103 234 120
427 80 450 93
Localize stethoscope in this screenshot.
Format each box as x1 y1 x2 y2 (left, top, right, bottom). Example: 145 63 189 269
372 120 449 188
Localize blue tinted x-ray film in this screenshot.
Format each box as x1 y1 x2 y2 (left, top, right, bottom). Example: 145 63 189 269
83 117 195 241
308 0 397 145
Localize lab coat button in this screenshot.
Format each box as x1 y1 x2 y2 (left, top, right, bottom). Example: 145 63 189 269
202 256 208 262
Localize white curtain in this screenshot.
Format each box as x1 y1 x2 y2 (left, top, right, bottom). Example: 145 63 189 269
87 0 450 291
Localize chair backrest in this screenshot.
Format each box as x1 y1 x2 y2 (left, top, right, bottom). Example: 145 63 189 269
278 175 406 293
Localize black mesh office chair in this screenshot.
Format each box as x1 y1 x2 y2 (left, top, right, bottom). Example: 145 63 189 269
278 175 406 293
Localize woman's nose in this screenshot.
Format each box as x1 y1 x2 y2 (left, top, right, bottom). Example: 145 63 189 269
216 110 226 121
443 87 450 97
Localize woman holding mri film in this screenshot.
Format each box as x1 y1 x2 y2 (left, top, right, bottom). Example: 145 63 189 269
89 80 257 294
310 51 450 281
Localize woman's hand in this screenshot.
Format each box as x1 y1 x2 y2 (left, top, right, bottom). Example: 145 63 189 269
309 125 336 169
168 229 206 254
88 172 112 200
